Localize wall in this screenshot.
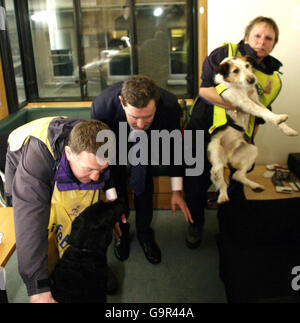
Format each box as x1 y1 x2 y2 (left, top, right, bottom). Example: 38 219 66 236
207 0 300 164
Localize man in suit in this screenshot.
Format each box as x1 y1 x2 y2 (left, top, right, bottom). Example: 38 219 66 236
91 75 192 264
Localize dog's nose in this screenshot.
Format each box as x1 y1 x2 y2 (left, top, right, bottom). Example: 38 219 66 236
248 77 256 85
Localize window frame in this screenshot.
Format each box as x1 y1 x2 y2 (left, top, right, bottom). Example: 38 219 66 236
0 0 20 113
0 0 205 110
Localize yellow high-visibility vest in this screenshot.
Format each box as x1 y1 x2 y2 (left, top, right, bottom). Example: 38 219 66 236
8 117 100 273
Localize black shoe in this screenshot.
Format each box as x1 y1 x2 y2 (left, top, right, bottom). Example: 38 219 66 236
114 223 130 261
140 240 161 264
107 265 118 294
185 224 203 249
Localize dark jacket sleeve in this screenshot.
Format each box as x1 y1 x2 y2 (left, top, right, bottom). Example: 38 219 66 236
156 90 184 178
91 93 115 125
103 167 116 192
91 82 125 131
200 45 228 88
12 137 55 296
169 101 185 178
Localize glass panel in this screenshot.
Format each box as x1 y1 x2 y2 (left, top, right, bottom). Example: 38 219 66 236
28 0 81 98
5 1 26 104
136 2 188 96
80 0 132 97
25 0 192 100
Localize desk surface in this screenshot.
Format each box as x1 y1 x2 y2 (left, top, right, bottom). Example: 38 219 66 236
0 207 15 267
243 165 300 200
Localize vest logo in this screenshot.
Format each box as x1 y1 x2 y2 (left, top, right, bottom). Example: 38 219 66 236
69 204 84 218
49 223 69 250
264 80 273 95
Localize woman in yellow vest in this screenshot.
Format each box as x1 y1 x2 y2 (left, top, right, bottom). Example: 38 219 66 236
5 117 117 303
184 16 282 248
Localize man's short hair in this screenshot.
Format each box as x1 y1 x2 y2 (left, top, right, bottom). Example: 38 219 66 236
68 120 110 155
121 75 160 108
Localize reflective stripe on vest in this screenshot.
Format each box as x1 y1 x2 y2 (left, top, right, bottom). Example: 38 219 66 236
209 84 228 134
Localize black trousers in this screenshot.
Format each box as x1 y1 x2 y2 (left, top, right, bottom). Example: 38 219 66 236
183 130 211 229
112 165 154 243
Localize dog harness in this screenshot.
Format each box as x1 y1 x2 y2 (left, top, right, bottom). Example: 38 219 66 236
209 42 282 138
8 117 108 273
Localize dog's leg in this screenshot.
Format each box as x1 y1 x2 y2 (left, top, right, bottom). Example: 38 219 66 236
230 144 264 192
222 90 288 126
232 168 264 192
208 138 229 204
250 92 298 136
243 99 287 125
278 122 298 136
213 166 230 203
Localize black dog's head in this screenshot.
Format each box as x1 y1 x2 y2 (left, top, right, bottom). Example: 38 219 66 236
67 198 126 253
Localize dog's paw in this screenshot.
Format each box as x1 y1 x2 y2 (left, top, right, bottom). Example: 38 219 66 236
275 114 288 125
251 185 264 193
278 123 298 136
217 193 230 204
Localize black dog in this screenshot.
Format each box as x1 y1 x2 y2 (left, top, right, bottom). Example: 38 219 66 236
50 199 125 303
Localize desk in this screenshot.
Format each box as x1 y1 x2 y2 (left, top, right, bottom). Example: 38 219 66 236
0 207 15 267
243 165 300 200
217 166 300 302
0 207 15 303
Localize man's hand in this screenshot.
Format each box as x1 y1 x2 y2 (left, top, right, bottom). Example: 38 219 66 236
171 191 193 223
30 291 57 303
113 213 127 239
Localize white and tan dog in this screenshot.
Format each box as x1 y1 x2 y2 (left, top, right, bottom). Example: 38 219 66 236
208 56 298 204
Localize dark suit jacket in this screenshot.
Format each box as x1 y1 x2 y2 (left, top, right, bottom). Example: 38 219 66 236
91 82 184 178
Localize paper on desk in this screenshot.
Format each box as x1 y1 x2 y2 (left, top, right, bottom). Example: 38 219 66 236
263 170 275 178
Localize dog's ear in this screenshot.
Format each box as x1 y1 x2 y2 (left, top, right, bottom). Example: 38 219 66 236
215 62 230 78
244 55 256 67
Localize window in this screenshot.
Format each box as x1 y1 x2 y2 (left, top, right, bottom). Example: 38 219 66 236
28 0 81 98
51 48 74 77
169 28 188 83
3 0 198 103
80 1 133 97
3 1 26 104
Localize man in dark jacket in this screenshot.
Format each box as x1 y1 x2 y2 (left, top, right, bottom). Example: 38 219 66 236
91 75 192 264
